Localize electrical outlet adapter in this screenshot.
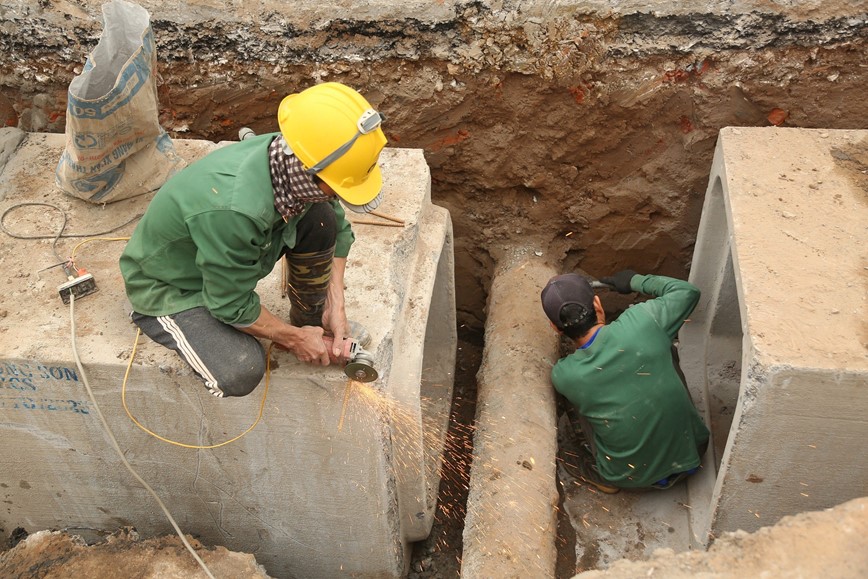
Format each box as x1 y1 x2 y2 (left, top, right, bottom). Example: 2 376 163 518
58 273 98 304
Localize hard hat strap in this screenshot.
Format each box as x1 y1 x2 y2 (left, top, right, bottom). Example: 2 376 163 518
306 132 362 176
305 109 384 177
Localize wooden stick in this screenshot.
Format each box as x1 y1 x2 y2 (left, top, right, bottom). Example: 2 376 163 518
368 210 405 225
350 219 404 227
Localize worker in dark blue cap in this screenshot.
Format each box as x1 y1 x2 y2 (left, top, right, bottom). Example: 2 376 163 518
541 270 710 494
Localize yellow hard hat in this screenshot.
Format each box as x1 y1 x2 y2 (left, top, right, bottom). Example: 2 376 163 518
278 82 387 206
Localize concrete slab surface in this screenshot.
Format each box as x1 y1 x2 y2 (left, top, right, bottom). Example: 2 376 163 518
563 481 695 570
682 127 868 544
0 132 456 578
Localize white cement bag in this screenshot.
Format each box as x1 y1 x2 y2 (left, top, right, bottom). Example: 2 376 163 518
56 0 184 203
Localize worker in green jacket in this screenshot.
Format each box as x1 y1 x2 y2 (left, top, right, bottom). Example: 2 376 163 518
120 82 386 397
540 270 710 493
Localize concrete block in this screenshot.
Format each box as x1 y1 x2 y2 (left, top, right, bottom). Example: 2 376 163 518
0 133 456 578
681 127 867 544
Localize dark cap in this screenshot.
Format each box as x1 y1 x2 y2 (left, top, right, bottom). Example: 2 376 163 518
540 273 595 330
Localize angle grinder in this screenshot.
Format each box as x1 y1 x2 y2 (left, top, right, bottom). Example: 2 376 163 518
321 335 378 383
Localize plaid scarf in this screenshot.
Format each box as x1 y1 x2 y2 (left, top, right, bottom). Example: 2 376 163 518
268 136 331 220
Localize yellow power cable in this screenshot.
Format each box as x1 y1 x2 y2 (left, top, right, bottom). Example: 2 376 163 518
69 294 217 579
122 328 272 450
27 221 259 577
70 236 131 260
70 235 272 449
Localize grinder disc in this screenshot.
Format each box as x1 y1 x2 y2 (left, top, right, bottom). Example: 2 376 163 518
344 361 378 383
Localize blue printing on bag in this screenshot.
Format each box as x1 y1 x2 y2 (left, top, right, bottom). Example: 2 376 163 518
74 165 126 202
66 28 155 121
155 132 175 154
55 150 126 202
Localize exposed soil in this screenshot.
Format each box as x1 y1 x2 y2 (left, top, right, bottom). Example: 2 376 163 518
141 44 868 329
4 496 866 579
0 527 270 578
3 11 866 329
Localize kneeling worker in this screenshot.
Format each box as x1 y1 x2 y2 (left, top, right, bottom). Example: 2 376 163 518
540 270 710 493
120 82 386 397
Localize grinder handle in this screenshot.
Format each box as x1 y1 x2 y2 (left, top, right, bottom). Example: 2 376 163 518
320 335 353 365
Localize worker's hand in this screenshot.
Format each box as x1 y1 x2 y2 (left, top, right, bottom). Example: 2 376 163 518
285 325 331 366
322 296 348 358
600 269 638 294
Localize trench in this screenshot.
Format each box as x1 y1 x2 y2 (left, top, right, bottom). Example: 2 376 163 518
405 325 483 578
2 4 866 575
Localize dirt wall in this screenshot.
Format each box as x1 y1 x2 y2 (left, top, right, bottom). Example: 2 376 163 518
2 1 866 327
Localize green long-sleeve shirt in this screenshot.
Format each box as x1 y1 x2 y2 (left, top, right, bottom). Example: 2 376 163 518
551 274 709 488
119 133 354 326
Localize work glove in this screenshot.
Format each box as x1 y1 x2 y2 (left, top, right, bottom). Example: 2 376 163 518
600 269 638 294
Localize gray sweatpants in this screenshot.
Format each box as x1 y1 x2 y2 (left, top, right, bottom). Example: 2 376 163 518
132 307 266 397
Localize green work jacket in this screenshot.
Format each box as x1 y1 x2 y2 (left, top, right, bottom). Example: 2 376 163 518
119 133 354 326
551 275 710 488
